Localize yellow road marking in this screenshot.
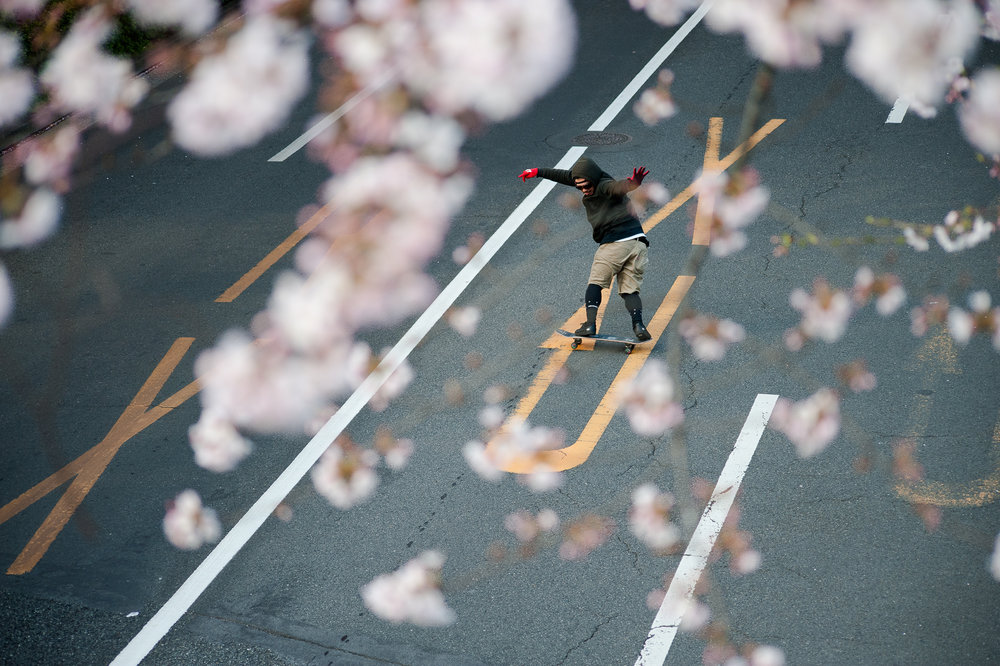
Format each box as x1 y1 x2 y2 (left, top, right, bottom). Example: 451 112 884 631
643 118 785 235
487 276 693 473
892 327 999 507
215 204 330 303
1 338 197 574
692 117 724 246
893 408 1000 508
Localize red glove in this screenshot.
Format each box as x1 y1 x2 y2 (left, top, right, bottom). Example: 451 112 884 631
628 166 649 185
518 168 538 181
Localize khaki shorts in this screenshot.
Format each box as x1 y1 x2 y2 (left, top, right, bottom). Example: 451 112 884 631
588 239 648 294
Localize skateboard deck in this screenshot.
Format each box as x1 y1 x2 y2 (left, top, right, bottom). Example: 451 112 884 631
556 328 647 354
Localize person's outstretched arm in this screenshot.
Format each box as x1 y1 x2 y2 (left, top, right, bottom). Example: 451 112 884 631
604 166 649 195
518 167 575 186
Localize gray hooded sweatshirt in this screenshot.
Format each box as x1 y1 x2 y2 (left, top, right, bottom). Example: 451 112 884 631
536 157 648 246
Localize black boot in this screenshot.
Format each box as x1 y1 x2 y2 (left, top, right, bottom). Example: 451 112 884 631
623 292 651 341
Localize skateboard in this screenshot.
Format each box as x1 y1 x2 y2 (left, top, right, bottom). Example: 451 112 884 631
556 328 647 354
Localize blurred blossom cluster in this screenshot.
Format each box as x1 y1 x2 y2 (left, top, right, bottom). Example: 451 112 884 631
501 508 560 557
693 167 770 257
628 483 680 553
947 290 1000 350
901 208 997 253
634 68 677 126
463 414 566 492
558 513 616 560
679 313 745 362
618 359 684 437
361 550 455 626
638 0 989 125
769 388 841 458
784 268 905 351
162 489 222 550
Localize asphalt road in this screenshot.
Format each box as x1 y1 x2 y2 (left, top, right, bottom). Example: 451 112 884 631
2 2 999 665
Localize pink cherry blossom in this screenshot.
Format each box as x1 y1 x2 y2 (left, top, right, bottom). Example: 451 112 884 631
846 0 979 117
361 550 455 626
0 188 61 249
369 351 415 412
168 15 309 156
20 124 80 190
163 489 222 550
446 306 481 338
932 209 995 252
188 410 252 473
464 416 566 490
787 278 852 346
678 598 711 632
558 513 616 560
311 437 380 509
959 69 1000 155
40 8 148 131
707 0 854 69
694 168 770 257
750 645 787 666
618 359 684 437
126 0 218 36
629 484 681 552
194 330 328 433
0 0 45 17
405 0 576 121
836 359 877 393
903 226 931 252
634 69 677 126
679 313 746 361
947 290 1000 349
629 0 699 27
0 30 34 127
504 509 560 544
312 0 353 27
852 267 906 316
769 389 841 458
375 432 413 470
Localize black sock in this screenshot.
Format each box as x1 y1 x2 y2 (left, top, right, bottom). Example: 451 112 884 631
584 284 602 324
622 292 643 325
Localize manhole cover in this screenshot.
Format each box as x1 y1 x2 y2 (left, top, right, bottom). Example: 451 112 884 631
571 131 631 146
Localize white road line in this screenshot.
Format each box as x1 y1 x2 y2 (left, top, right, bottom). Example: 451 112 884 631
111 147 580 666
114 12 706 664
636 393 778 666
268 70 395 163
589 0 711 132
886 98 909 124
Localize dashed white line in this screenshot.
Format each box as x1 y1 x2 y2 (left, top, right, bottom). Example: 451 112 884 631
886 98 909 124
636 393 778 666
589 0 712 132
268 70 395 163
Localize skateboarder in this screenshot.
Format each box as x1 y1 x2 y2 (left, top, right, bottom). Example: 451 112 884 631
519 157 652 341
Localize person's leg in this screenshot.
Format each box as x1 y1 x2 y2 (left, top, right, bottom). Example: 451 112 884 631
574 283 603 336
621 292 650 340
577 246 616 336
618 240 650 341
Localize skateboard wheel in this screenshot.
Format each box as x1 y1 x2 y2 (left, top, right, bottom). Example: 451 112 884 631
571 339 580 349
625 345 634 354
